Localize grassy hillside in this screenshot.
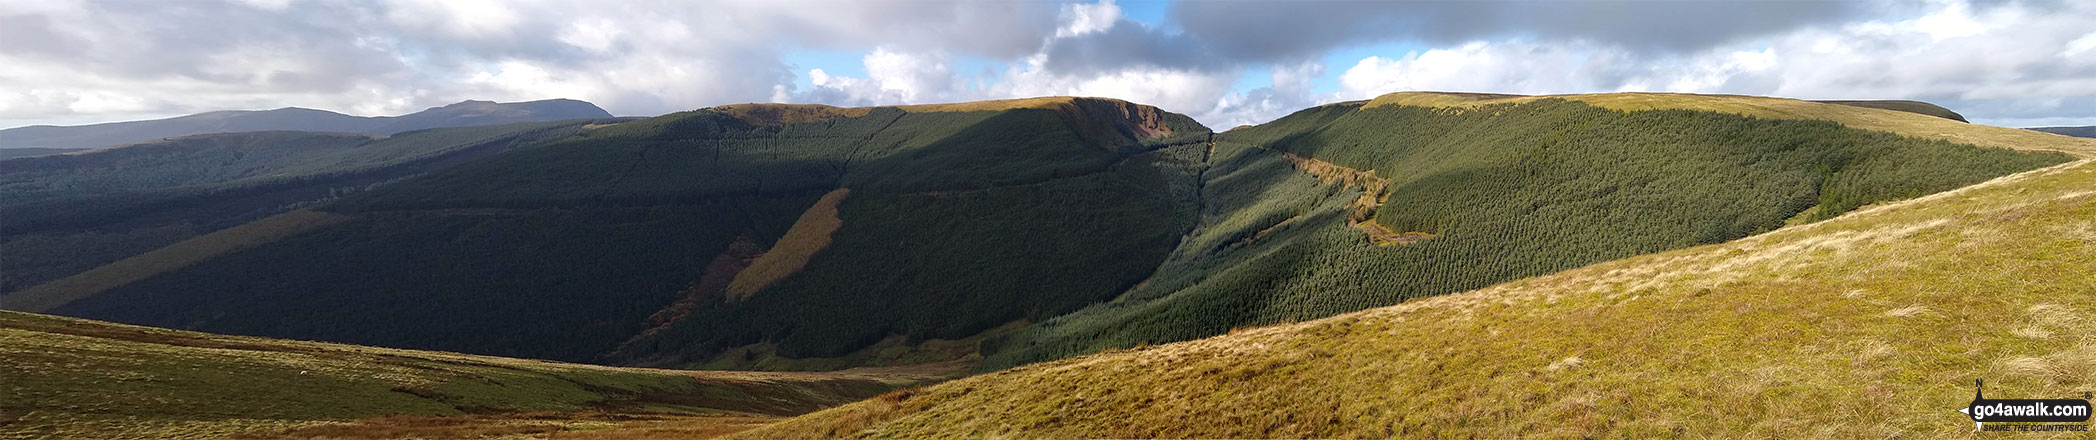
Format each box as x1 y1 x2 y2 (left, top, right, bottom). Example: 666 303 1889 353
1360 92 2096 156
0 119 615 294
0 310 947 440
33 97 1211 368
979 97 2070 370
743 154 2096 438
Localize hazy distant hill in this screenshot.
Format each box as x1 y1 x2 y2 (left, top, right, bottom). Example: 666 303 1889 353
2029 125 2096 138
1813 99 1967 121
0 99 612 149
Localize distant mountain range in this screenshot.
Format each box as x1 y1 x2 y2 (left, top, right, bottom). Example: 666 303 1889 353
0 99 612 149
2028 125 2095 138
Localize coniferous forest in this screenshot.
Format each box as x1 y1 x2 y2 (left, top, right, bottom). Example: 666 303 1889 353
979 98 2070 369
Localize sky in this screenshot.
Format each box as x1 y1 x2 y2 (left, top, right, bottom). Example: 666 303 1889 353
2 0 2093 130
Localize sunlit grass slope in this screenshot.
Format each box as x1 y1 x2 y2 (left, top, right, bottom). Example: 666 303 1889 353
0 310 942 440
746 158 2096 439
1360 91 2096 157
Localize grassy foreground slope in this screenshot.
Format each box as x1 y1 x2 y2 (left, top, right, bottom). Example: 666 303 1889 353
746 154 2096 439
0 310 947 440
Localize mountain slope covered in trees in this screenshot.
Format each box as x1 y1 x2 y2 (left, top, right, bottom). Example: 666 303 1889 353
20 97 1212 366
0 119 621 294
976 95 2073 369
745 144 2096 440
0 99 612 149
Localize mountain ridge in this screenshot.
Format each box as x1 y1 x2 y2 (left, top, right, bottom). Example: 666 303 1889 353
0 98 612 149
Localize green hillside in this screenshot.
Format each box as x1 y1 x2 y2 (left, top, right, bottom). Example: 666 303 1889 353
743 153 2096 439
0 119 618 294
0 310 946 440
28 98 1212 367
977 96 2070 370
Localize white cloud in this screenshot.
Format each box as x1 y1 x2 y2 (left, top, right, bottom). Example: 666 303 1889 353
1 0 2091 130
1057 0 1120 37
1320 1 2096 127
1336 42 1635 99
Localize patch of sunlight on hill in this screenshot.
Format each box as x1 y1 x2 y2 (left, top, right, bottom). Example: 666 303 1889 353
741 158 2096 439
1 210 351 313
729 188 851 301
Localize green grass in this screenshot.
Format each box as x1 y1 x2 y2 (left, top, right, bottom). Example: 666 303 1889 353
743 155 2096 439
0 310 946 440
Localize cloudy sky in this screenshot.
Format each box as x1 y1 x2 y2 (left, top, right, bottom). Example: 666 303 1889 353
3 0 2092 130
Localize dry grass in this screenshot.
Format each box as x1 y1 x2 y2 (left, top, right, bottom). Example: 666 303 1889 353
1279 152 1406 244
0 309 946 440
888 96 1093 113
711 104 873 125
1364 92 2096 158
727 188 850 301
243 412 777 440
2 209 350 312
742 159 2096 439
